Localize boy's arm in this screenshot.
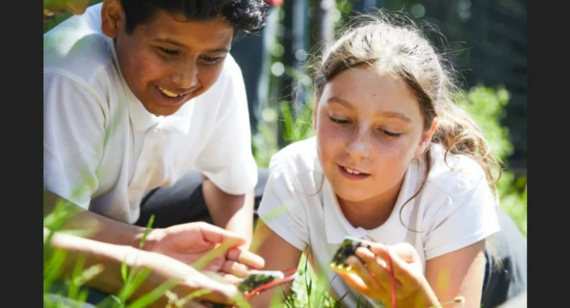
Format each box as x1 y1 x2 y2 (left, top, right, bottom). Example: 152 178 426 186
43 72 146 247
248 219 303 307
44 228 240 306
45 189 265 275
201 174 254 247
44 190 150 248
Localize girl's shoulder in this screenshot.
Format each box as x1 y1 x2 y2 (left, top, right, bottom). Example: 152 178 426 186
269 137 323 194
270 137 319 172
426 143 489 197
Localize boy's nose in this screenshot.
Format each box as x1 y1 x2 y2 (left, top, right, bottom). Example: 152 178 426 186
171 62 199 91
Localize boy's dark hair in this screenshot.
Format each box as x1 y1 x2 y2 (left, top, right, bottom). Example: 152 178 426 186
120 0 268 35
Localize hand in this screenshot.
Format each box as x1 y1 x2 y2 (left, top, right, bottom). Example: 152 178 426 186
133 249 242 307
146 222 265 279
337 242 432 307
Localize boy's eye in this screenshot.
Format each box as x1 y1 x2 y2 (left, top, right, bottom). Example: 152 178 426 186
158 47 179 56
329 116 350 125
200 55 224 64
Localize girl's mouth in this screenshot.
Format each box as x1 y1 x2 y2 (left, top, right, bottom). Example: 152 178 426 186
338 165 370 179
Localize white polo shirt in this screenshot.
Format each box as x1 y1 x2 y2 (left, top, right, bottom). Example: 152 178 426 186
257 137 500 307
44 4 258 224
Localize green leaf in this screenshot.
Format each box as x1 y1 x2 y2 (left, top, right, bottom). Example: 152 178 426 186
68 254 87 300
121 260 128 283
191 238 240 270
126 278 179 308
139 215 155 250
118 268 152 303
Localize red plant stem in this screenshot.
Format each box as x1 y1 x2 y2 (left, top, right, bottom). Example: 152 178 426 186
244 268 298 300
386 252 396 308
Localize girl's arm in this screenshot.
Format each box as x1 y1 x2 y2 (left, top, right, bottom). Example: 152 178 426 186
425 240 486 308
248 219 303 307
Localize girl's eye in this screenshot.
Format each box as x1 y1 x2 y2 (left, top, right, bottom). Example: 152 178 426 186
329 116 350 124
158 47 179 56
201 56 224 64
381 130 402 137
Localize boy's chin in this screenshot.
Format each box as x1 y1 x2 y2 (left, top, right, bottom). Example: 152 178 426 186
141 102 185 116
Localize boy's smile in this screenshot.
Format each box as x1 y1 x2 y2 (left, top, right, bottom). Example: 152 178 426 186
102 1 234 116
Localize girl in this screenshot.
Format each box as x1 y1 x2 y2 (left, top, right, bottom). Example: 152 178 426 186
251 11 525 308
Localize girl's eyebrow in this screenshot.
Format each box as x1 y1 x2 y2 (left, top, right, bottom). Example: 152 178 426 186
327 96 354 109
327 96 412 123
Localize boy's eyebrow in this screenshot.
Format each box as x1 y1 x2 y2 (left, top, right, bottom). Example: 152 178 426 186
327 96 412 122
207 47 231 53
154 38 186 47
153 39 230 53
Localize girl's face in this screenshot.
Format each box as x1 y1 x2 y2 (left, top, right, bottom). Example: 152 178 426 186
313 67 436 210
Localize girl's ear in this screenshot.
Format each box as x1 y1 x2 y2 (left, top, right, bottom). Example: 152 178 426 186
101 0 124 38
415 117 438 157
312 93 320 130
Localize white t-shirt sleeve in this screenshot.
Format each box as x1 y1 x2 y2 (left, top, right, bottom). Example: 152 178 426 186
44 71 106 209
257 151 309 251
423 173 501 260
194 59 257 195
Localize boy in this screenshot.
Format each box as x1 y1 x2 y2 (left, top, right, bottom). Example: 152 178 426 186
44 0 267 264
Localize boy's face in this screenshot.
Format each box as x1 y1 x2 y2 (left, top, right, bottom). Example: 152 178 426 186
102 2 234 116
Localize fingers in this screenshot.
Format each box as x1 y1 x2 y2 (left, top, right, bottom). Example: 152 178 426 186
338 271 381 300
219 273 242 286
354 247 392 288
185 274 239 305
370 242 418 264
201 270 242 286
367 242 419 270
220 260 249 278
226 248 265 269
346 255 386 296
196 222 247 247
368 242 421 286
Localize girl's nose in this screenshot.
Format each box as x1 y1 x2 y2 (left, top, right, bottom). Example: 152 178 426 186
346 129 370 160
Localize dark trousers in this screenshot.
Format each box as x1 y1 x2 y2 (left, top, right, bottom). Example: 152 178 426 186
134 169 269 228
481 206 527 307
